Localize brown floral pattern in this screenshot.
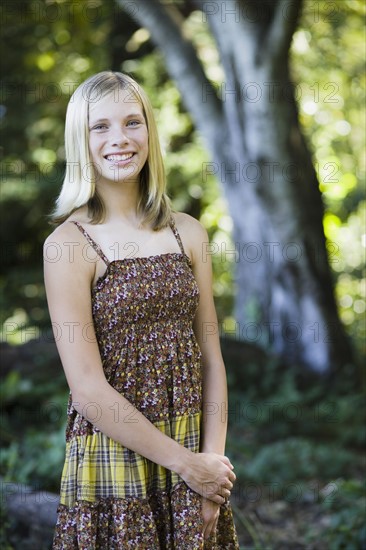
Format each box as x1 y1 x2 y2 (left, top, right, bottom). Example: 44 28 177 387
52 219 239 549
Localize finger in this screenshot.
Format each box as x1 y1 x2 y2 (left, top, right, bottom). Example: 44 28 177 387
203 519 212 540
219 455 233 469
204 515 219 541
221 469 236 485
209 494 226 505
226 458 235 473
220 487 231 499
203 517 215 541
219 460 236 481
229 470 236 482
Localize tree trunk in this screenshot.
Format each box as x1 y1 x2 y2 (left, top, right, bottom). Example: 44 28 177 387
117 0 353 372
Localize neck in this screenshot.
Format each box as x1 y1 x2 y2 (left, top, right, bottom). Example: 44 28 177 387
95 178 143 225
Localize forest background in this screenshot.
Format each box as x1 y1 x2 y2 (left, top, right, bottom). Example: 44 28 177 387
0 0 365 548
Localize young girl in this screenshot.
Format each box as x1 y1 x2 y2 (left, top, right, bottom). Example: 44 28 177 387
44 71 239 549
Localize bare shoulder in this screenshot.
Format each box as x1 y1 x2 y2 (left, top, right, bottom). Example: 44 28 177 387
172 212 208 243
44 206 91 247
44 219 81 251
43 216 94 276
172 212 209 265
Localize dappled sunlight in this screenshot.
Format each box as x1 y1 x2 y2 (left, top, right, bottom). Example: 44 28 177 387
1 1 365 547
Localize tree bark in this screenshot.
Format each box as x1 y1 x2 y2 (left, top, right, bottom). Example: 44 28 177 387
117 0 353 372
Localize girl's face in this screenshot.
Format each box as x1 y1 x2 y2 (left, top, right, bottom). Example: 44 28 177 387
88 88 149 187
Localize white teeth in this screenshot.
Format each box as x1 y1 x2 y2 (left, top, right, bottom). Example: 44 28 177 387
106 153 134 161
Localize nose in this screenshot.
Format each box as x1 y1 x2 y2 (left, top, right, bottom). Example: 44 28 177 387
110 126 129 146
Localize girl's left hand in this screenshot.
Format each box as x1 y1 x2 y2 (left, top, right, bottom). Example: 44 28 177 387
201 496 220 541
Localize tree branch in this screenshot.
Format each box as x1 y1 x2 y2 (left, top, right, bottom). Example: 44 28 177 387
117 0 224 155
263 0 303 69
202 7 248 158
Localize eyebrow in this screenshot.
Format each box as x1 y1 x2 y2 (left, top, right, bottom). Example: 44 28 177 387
89 113 144 124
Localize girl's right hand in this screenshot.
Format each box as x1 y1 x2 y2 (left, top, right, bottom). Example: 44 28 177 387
179 452 236 504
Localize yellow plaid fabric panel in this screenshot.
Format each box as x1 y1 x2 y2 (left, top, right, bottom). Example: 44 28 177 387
60 412 201 507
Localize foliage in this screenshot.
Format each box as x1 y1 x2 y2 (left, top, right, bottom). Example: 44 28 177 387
0 500 13 550
1 341 364 547
1 0 115 334
1 0 364 357
0 369 68 490
239 437 355 483
0 0 365 548
291 0 366 356
224 350 365 548
306 478 366 549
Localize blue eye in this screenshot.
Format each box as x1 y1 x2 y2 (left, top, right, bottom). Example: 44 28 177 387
91 124 108 131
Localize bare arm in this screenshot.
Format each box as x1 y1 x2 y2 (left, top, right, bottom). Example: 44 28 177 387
188 219 229 455
43 222 235 504
177 213 234 540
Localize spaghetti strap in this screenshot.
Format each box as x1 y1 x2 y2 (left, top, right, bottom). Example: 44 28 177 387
71 221 110 266
169 217 188 260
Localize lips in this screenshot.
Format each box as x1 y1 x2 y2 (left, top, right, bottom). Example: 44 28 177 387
104 152 135 162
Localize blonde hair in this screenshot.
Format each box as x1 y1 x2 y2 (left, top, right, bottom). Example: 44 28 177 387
51 71 171 230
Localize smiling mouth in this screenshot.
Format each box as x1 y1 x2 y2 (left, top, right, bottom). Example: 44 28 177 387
104 153 135 162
